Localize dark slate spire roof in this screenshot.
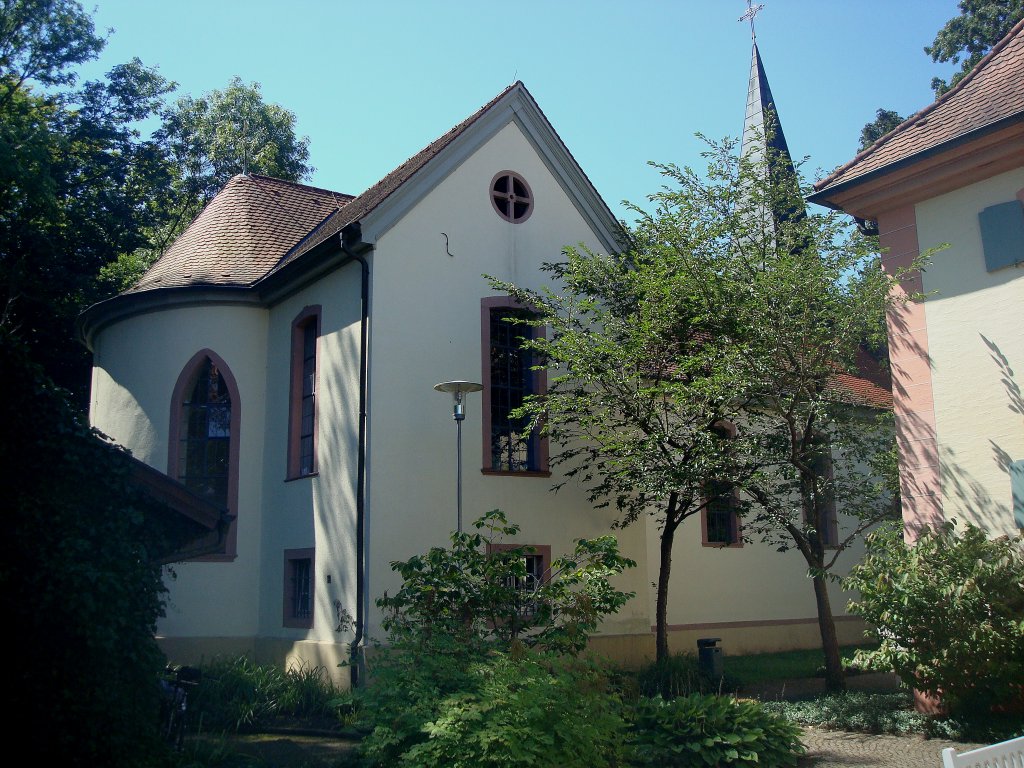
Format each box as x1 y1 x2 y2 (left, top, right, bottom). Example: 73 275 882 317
740 41 805 224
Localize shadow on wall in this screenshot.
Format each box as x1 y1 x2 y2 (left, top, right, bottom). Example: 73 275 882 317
933 334 1022 536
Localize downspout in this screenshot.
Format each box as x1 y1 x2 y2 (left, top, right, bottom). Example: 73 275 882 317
339 221 371 688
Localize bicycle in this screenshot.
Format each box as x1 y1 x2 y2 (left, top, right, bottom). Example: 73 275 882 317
158 664 202 751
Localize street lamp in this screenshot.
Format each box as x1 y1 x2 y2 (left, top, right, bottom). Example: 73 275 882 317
434 380 483 534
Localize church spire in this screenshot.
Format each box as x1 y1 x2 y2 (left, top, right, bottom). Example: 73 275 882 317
739 25 805 225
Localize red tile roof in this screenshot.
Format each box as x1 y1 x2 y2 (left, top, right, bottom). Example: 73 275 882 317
131 175 352 292
829 345 893 409
813 17 1024 197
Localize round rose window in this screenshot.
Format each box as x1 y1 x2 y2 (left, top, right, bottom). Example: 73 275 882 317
490 171 533 223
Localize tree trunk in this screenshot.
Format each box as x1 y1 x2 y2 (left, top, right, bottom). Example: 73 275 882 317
811 572 846 692
655 494 681 664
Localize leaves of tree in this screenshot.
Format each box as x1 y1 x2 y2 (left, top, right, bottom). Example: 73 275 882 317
926 0 1024 95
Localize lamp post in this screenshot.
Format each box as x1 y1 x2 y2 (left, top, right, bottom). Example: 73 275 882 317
434 380 483 534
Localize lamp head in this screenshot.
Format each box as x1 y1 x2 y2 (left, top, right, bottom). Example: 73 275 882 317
434 380 483 421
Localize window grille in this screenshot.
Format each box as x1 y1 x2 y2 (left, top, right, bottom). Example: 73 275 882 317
489 308 539 471
705 480 737 545
299 321 316 475
178 359 231 507
290 558 312 621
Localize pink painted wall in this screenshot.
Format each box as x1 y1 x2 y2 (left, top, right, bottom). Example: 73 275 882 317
877 206 942 542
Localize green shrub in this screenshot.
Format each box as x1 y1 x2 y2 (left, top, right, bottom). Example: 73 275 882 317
378 509 636 657
356 510 638 765
632 652 737 699
845 521 1024 713
188 656 344 732
761 691 928 735
375 651 626 768
1 334 173 767
760 691 1024 743
627 693 805 767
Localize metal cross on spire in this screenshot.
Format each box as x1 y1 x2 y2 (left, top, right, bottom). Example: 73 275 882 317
739 1 765 40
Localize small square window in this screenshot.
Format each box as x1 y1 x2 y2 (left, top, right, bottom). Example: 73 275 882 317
487 543 551 619
283 548 314 629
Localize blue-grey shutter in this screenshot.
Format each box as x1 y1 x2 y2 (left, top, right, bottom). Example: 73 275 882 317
978 200 1024 272
1012 460 1024 530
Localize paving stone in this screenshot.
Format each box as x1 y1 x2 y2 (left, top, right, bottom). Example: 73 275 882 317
798 726 990 767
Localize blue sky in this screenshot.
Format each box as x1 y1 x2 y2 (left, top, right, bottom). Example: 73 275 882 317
78 0 961 224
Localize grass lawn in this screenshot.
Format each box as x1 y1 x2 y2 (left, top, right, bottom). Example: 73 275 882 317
723 644 874 686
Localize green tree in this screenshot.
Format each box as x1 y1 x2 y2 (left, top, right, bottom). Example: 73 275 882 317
0 60 174 401
0 330 179 766
0 0 175 402
0 0 105 94
857 1 1023 151
640 140 906 693
100 76 316 292
488 241 752 665
927 0 1024 95
494 136 907 689
858 108 905 151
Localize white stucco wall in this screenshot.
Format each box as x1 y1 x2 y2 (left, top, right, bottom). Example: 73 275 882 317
258 267 364 648
915 168 1024 536
362 121 650 643
90 303 269 637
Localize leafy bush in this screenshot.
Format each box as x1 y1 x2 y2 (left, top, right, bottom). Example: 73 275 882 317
627 694 805 767
188 656 345 732
357 510 637 765
378 509 636 657
761 691 929 735
367 651 626 768
761 691 1024 743
632 652 738 699
0 332 174 767
845 521 1024 713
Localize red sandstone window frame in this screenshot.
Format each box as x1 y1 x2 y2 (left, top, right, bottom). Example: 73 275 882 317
701 420 743 548
808 433 840 549
283 547 314 629
287 306 321 480
167 348 241 560
480 296 549 476
486 542 551 618
489 170 534 223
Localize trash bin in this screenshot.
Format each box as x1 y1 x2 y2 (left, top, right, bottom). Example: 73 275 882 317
697 637 723 679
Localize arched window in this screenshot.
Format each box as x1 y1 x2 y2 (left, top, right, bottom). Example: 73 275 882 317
702 420 742 547
169 350 240 559
288 306 321 479
807 432 838 548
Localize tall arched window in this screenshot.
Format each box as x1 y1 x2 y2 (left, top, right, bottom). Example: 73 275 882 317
702 420 742 547
169 349 241 559
288 306 321 479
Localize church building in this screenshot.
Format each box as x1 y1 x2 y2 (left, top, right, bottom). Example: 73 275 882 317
80 42 885 687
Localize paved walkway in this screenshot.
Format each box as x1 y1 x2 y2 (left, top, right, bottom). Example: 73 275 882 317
799 726 988 767
742 673 992 768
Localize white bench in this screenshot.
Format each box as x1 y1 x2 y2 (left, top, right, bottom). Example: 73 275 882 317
942 735 1024 768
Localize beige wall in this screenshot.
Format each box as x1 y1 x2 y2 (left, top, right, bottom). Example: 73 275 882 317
91 304 269 637
259 266 365 649
362 120 874 651
363 121 651 643
915 168 1024 536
